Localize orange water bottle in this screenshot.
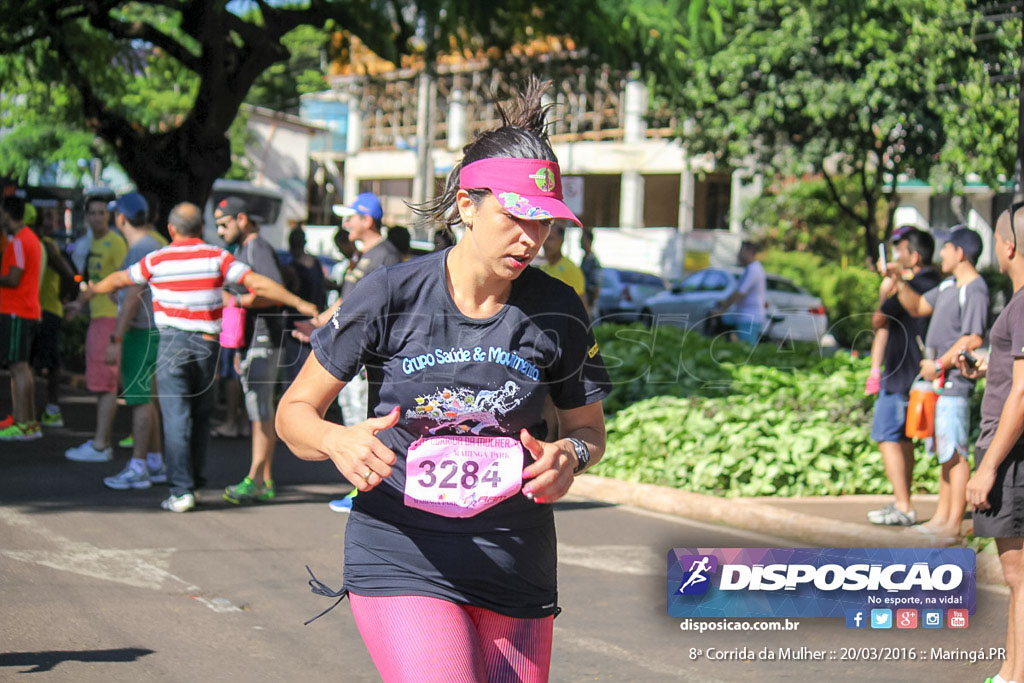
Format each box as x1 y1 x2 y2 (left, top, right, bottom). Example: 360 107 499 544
905 379 938 439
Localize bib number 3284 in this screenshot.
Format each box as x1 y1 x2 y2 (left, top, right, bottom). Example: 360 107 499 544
403 436 523 518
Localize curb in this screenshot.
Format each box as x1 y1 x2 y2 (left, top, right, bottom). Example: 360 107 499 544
570 474 1005 586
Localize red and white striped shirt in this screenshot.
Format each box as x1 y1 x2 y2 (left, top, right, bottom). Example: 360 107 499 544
127 238 251 334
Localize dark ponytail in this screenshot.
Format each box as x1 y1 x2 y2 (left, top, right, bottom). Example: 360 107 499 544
416 76 557 228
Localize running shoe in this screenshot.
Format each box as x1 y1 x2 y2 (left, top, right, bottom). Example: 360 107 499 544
104 461 151 490
0 421 42 441
328 489 358 513
867 502 916 526
161 492 196 512
223 476 275 504
65 440 113 462
148 463 168 484
118 435 134 448
40 408 64 428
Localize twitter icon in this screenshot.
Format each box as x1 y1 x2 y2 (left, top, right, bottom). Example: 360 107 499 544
870 609 893 629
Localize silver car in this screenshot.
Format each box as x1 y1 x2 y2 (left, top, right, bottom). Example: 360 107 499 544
595 268 668 323
641 267 829 343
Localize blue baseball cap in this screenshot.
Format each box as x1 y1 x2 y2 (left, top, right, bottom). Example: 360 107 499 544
333 192 383 221
947 226 983 265
114 192 149 225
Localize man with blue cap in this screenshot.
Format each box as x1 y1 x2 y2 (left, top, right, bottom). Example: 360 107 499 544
324 192 401 512
331 192 401 295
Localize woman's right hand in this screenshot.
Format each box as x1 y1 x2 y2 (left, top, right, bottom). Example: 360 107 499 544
320 407 400 491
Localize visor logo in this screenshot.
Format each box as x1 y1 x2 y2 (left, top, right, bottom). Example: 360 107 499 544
530 168 555 192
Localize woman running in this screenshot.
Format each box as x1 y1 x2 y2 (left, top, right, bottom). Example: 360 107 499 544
276 79 609 682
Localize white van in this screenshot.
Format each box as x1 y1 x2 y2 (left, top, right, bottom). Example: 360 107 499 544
203 179 289 249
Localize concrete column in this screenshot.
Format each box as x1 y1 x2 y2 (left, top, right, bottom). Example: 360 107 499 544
447 88 467 152
412 71 436 206
345 91 362 155
623 78 647 144
619 76 648 228
678 171 695 233
619 170 645 229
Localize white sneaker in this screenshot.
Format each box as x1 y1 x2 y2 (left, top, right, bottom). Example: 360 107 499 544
161 492 195 513
65 440 113 463
104 462 152 490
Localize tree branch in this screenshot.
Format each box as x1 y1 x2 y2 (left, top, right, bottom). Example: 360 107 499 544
819 165 868 226
88 14 202 72
48 20 138 153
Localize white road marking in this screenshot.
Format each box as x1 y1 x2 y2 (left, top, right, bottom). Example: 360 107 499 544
0 505 196 592
554 628 727 681
558 543 664 576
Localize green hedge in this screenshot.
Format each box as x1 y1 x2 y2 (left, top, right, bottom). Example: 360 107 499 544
590 324 979 497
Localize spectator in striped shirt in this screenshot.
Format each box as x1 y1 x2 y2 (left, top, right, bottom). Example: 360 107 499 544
83 202 319 512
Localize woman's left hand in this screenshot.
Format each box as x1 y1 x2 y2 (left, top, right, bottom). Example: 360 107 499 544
520 429 576 504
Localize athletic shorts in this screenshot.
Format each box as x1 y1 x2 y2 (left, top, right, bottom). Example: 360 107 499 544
871 390 910 443
121 327 160 406
30 311 61 372
239 339 282 423
972 443 1024 538
0 314 37 367
930 394 970 465
218 347 239 380
85 317 119 393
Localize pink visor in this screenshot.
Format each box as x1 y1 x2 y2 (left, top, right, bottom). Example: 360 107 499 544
459 158 582 227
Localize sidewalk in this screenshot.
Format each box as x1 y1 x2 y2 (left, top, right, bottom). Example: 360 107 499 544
570 475 1004 587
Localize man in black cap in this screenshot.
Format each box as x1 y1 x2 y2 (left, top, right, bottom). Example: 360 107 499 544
867 228 940 527
893 226 989 542
214 196 293 505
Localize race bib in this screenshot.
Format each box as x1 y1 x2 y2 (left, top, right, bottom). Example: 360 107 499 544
404 436 524 518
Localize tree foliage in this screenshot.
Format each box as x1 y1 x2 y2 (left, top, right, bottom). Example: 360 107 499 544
639 0 1015 260
0 0 618 218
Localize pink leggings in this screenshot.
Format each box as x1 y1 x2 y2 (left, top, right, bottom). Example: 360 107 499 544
348 593 553 682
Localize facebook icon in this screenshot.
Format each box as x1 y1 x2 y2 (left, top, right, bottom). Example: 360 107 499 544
845 609 867 629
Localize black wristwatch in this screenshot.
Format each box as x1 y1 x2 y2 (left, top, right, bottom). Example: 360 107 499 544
566 437 591 475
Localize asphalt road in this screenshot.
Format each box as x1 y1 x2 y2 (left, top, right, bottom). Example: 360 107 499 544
0 383 1009 681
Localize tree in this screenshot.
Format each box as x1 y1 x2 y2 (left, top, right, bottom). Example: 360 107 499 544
639 0 1007 260
745 175 875 264
0 1 617 220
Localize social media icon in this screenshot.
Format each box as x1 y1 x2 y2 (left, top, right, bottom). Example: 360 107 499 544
948 609 969 629
845 609 866 629
870 609 892 629
896 609 918 629
922 609 943 628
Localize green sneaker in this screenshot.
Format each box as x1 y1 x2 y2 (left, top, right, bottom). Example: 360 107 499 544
0 421 42 441
40 408 63 428
223 476 275 504
118 435 134 448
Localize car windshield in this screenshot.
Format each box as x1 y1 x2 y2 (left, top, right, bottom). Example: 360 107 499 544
767 277 805 294
618 271 663 286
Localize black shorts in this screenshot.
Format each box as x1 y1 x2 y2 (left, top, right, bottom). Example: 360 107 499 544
30 311 62 372
973 442 1024 538
0 314 37 368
